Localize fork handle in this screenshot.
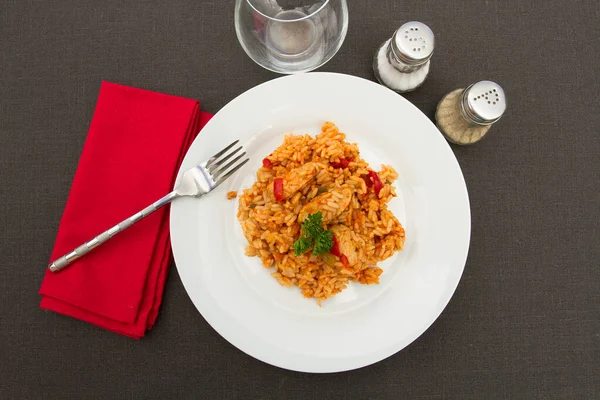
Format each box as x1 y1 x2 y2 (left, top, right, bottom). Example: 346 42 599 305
48 191 179 273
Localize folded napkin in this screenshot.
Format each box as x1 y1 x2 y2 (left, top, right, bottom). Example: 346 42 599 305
39 81 212 339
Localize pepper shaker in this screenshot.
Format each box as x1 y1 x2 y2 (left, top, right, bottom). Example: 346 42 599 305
435 81 507 145
373 21 435 93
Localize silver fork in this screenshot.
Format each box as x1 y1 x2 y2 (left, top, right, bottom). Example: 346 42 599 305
48 140 249 273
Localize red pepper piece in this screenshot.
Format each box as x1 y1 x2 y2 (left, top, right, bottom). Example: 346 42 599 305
330 235 342 257
273 178 284 202
262 158 273 168
330 157 354 169
340 254 349 268
368 170 384 197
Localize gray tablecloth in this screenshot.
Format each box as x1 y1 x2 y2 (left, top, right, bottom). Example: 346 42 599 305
1 1 598 399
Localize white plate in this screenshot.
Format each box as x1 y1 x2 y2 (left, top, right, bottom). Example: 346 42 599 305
170 73 470 373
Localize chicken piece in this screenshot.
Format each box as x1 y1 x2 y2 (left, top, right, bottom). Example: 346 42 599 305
269 162 319 201
330 224 364 268
298 188 352 224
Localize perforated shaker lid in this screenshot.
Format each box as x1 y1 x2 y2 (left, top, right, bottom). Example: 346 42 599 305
461 81 506 125
391 21 435 66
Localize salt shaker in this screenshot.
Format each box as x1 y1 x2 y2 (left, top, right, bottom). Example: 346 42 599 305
373 21 435 93
435 81 507 145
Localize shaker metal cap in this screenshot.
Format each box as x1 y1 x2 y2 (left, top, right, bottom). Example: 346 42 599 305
462 81 506 125
391 21 435 66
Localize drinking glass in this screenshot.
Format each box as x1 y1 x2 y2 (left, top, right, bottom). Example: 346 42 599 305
235 0 348 74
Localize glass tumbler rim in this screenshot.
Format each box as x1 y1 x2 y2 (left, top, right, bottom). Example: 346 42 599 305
246 0 331 22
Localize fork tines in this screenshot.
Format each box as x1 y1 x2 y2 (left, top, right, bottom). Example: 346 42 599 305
206 140 249 187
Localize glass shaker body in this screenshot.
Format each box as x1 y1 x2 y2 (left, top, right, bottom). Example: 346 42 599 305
436 81 506 145
372 21 434 93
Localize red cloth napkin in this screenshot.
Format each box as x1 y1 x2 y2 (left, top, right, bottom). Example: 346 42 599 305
39 81 212 339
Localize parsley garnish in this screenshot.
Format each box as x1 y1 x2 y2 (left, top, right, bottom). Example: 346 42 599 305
291 236 312 255
291 211 334 256
313 229 333 255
